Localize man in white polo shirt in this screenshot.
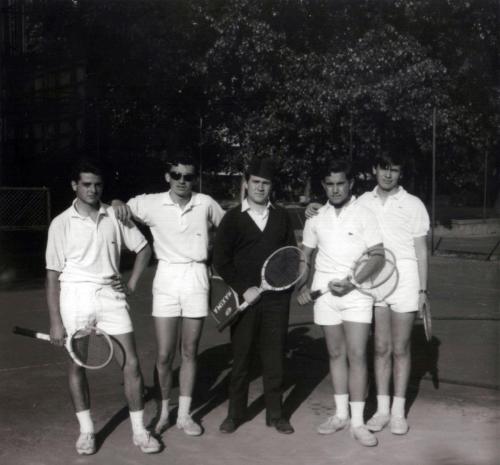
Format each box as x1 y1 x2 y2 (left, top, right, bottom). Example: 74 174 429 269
113 153 225 436
357 152 430 435
46 159 160 455
305 152 430 436
297 158 384 447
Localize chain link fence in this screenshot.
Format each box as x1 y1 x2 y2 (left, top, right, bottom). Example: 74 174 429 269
0 187 51 231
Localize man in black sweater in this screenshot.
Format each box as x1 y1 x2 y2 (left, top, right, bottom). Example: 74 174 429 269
213 157 296 435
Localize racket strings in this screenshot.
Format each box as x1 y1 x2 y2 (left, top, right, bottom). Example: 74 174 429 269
69 327 114 369
264 248 305 289
353 252 396 290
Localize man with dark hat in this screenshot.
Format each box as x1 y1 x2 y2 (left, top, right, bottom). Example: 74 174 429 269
213 157 297 434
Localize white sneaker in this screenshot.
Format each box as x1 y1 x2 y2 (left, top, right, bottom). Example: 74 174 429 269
75 432 96 455
176 415 202 436
390 415 409 435
316 415 349 435
366 413 390 432
133 431 161 454
350 425 378 447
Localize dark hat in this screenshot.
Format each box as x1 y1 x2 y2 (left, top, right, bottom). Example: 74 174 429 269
247 156 275 181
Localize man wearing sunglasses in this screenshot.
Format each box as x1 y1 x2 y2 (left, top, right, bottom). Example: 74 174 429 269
112 154 225 437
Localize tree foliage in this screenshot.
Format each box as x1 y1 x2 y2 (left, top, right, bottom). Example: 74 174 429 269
7 0 499 201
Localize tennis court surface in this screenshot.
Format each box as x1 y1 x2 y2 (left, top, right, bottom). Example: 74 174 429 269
1 256 498 465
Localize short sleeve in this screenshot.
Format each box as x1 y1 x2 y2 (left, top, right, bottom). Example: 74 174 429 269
116 217 148 253
45 217 66 272
208 197 225 227
410 200 430 237
127 195 150 225
302 217 318 249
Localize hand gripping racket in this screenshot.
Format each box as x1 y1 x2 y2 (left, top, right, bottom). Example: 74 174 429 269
238 245 307 311
310 248 399 301
13 325 115 370
210 246 307 331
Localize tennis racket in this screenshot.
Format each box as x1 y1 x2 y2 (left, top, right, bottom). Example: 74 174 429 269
309 248 398 301
209 276 242 332
238 245 307 312
420 301 432 342
13 325 114 370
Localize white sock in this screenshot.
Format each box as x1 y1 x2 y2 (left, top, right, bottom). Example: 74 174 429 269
391 396 406 418
76 410 94 434
129 409 147 436
376 395 391 416
178 396 192 419
334 394 349 419
349 402 365 428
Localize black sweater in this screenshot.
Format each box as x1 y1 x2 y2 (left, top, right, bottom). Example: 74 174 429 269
213 204 296 297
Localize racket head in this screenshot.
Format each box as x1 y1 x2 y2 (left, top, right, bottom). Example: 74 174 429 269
209 276 241 331
261 246 307 291
354 248 399 301
66 326 114 370
422 301 432 342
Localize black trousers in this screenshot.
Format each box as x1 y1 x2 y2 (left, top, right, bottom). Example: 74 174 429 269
227 292 291 420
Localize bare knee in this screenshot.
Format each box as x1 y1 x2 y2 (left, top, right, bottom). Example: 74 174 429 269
327 346 346 362
157 350 175 369
123 355 141 377
181 343 198 363
393 341 411 360
374 340 392 358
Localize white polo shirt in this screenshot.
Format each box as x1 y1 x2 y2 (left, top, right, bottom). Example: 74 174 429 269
241 198 272 231
357 187 429 261
127 191 224 264
46 200 148 284
302 198 383 280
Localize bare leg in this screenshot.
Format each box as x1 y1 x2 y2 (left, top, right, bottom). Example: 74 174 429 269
343 321 371 401
322 325 348 395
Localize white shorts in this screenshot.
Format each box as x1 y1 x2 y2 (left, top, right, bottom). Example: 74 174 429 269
375 259 419 313
60 282 133 336
152 261 209 318
312 272 373 326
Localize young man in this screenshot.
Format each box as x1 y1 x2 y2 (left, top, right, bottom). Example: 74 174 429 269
212 157 296 435
357 153 430 435
112 154 225 436
297 159 383 447
306 153 430 435
46 159 160 455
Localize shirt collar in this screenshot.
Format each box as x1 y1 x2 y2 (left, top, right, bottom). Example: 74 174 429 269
241 198 273 213
322 195 357 213
372 185 406 200
163 190 200 208
70 199 108 218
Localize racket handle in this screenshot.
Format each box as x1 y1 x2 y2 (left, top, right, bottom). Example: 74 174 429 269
238 301 250 312
13 326 51 341
310 289 323 300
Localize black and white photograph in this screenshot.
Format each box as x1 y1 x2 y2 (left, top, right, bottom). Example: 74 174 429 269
0 1 498 464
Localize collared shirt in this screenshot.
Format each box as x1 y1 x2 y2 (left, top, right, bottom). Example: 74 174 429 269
302 197 383 279
357 186 430 261
241 198 272 231
46 200 147 284
127 191 225 264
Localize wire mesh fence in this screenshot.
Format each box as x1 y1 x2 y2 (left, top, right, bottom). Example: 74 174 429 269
0 187 51 231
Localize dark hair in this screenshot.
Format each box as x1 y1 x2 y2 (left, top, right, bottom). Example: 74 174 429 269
323 158 354 181
374 151 405 171
71 158 104 182
167 151 198 175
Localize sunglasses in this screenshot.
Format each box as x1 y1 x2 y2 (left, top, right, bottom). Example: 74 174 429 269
169 172 195 182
